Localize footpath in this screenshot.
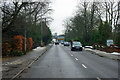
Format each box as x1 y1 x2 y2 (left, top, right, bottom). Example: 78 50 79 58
85 48 120 60
2 44 53 79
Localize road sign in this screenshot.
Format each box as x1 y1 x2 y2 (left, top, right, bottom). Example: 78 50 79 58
107 40 114 46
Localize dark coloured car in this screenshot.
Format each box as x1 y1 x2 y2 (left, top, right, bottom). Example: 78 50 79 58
64 42 69 46
55 41 59 45
71 41 82 51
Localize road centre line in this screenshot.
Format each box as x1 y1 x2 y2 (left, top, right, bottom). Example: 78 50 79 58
96 77 101 80
82 64 87 68
75 58 78 60
71 54 73 56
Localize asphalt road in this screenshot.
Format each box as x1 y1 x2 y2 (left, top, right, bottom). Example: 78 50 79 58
20 44 119 79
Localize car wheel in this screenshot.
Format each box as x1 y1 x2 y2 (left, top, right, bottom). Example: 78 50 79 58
71 48 73 51
80 49 82 51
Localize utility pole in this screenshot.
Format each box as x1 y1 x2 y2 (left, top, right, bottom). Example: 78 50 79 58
117 1 120 47
45 18 46 27
118 1 120 25
24 5 27 54
41 3 43 47
118 1 120 18
118 1 120 76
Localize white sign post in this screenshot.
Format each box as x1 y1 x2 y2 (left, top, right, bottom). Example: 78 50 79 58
107 40 114 46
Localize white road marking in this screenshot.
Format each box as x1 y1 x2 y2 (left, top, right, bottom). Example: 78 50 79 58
96 77 101 80
82 64 87 68
71 54 73 56
75 58 78 60
66 47 69 49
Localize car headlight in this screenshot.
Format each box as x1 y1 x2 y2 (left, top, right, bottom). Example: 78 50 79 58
72 45 75 47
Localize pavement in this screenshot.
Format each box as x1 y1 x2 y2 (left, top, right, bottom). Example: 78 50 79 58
2 44 53 79
84 48 120 60
17 45 119 79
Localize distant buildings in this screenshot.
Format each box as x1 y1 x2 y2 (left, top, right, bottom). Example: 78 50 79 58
52 33 65 42
57 35 65 43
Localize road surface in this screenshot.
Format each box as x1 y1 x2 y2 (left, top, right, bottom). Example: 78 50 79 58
20 44 119 79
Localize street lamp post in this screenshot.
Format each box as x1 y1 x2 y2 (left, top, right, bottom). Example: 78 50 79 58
40 2 47 47
24 5 27 54
40 17 47 47
41 4 43 47
118 1 120 25
118 1 120 15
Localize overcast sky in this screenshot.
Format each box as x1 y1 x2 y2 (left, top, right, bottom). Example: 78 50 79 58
49 0 119 35
49 0 78 35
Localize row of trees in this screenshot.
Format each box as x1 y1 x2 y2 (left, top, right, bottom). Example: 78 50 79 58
64 1 120 47
1 1 52 55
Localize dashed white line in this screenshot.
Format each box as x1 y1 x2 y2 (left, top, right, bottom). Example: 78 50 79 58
75 58 78 60
82 64 87 68
96 77 101 80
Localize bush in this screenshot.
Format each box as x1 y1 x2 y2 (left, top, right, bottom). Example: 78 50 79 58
26 38 33 51
13 35 24 51
2 35 33 56
2 41 12 56
8 49 24 56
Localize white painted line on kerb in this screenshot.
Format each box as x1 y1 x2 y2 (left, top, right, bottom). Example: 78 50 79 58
75 58 78 60
96 77 101 80
82 64 87 68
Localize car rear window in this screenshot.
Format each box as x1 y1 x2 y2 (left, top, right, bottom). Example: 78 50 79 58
73 42 82 46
